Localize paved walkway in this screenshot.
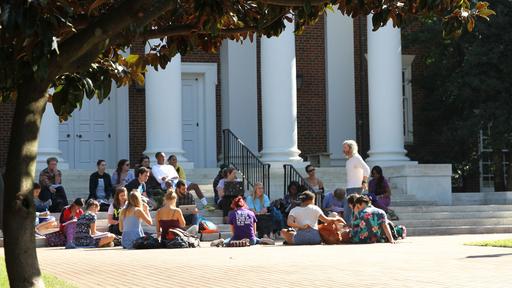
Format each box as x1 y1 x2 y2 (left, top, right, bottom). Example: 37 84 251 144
3 233 512 287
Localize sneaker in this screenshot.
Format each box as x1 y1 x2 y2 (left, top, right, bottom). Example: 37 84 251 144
260 238 275 245
210 239 224 247
240 238 250 247
202 204 216 212
387 209 399 221
65 242 76 249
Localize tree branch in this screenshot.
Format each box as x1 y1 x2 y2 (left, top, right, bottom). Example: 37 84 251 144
258 0 328 7
143 26 259 40
49 0 178 78
142 10 290 40
143 25 198 39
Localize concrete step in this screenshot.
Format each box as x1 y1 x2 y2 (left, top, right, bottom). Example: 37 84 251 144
396 217 512 228
452 192 512 205
406 225 512 236
392 204 512 213
389 200 438 207
396 210 512 220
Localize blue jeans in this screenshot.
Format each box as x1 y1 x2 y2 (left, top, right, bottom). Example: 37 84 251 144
184 214 199 226
343 187 362 225
293 228 322 245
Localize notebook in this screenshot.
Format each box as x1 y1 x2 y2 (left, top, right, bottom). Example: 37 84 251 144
179 205 197 214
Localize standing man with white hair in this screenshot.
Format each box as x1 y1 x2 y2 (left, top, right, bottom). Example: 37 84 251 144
342 140 370 224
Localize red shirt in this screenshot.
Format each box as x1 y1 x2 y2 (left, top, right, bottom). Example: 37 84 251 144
59 206 84 231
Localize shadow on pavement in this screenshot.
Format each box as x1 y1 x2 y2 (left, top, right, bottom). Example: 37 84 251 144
466 253 512 259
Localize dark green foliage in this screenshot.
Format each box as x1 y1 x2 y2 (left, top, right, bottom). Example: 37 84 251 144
404 0 511 189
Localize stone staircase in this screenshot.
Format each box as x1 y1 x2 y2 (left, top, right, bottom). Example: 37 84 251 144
393 205 512 236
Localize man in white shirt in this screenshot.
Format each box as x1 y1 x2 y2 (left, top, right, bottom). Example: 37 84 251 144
343 140 370 224
151 152 179 190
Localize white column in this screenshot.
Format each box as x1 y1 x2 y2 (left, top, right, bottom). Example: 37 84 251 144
144 46 192 168
220 40 258 152
37 103 68 170
366 17 410 164
325 11 356 166
260 21 302 164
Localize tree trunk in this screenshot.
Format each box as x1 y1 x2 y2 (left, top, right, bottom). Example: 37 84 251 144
3 76 48 288
492 149 506 192
507 150 512 191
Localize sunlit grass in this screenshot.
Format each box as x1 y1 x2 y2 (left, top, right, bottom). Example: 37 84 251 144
0 256 77 287
465 239 512 248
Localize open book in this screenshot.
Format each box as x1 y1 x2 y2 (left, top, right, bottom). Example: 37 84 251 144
92 232 109 239
61 219 77 226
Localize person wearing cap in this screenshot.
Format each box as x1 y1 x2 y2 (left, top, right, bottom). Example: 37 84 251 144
280 191 345 245
322 188 345 217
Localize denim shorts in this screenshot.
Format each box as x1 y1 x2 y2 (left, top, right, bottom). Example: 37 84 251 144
293 228 322 245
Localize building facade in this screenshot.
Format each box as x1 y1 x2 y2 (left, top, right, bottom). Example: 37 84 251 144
0 13 431 176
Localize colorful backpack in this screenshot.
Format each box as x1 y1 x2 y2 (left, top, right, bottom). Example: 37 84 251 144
198 218 219 234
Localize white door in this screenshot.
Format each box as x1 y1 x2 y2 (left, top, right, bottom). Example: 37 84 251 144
59 97 113 169
182 75 204 167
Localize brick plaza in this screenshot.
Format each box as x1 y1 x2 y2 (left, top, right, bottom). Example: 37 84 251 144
9 233 511 288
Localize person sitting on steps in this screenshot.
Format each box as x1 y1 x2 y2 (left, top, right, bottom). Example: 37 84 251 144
88 159 114 211
368 166 398 221
119 192 153 249
322 188 346 218
136 155 165 201
304 164 325 195
175 180 200 227
73 199 116 248
33 183 58 235
216 167 241 223
111 159 135 189
280 191 345 245
33 182 52 213
156 190 198 241
246 182 275 238
168 154 187 181
39 157 69 213
125 167 158 208
211 196 275 247
167 154 208 206
107 187 128 236
151 152 180 190
212 164 228 207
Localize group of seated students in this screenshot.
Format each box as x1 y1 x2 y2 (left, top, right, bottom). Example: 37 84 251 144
34 155 402 248
303 164 398 221
209 189 401 247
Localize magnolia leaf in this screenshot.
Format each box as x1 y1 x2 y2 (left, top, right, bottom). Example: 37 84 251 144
125 54 140 65
88 0 108 15
467 17 475 32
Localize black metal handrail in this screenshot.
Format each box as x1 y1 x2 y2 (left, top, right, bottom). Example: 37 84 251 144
283 164 323 206
223 129 271 197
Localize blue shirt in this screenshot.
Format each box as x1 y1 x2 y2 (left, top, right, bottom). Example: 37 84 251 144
322 192 345 213
245 195 270 213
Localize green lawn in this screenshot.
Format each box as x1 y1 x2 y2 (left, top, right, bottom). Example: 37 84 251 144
465 239 512 248
0 257 77 288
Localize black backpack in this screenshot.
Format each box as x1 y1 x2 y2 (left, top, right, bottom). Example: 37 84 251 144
132 235 161 249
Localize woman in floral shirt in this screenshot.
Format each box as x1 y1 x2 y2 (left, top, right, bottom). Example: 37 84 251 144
74 199 116 247
350 195 395 244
